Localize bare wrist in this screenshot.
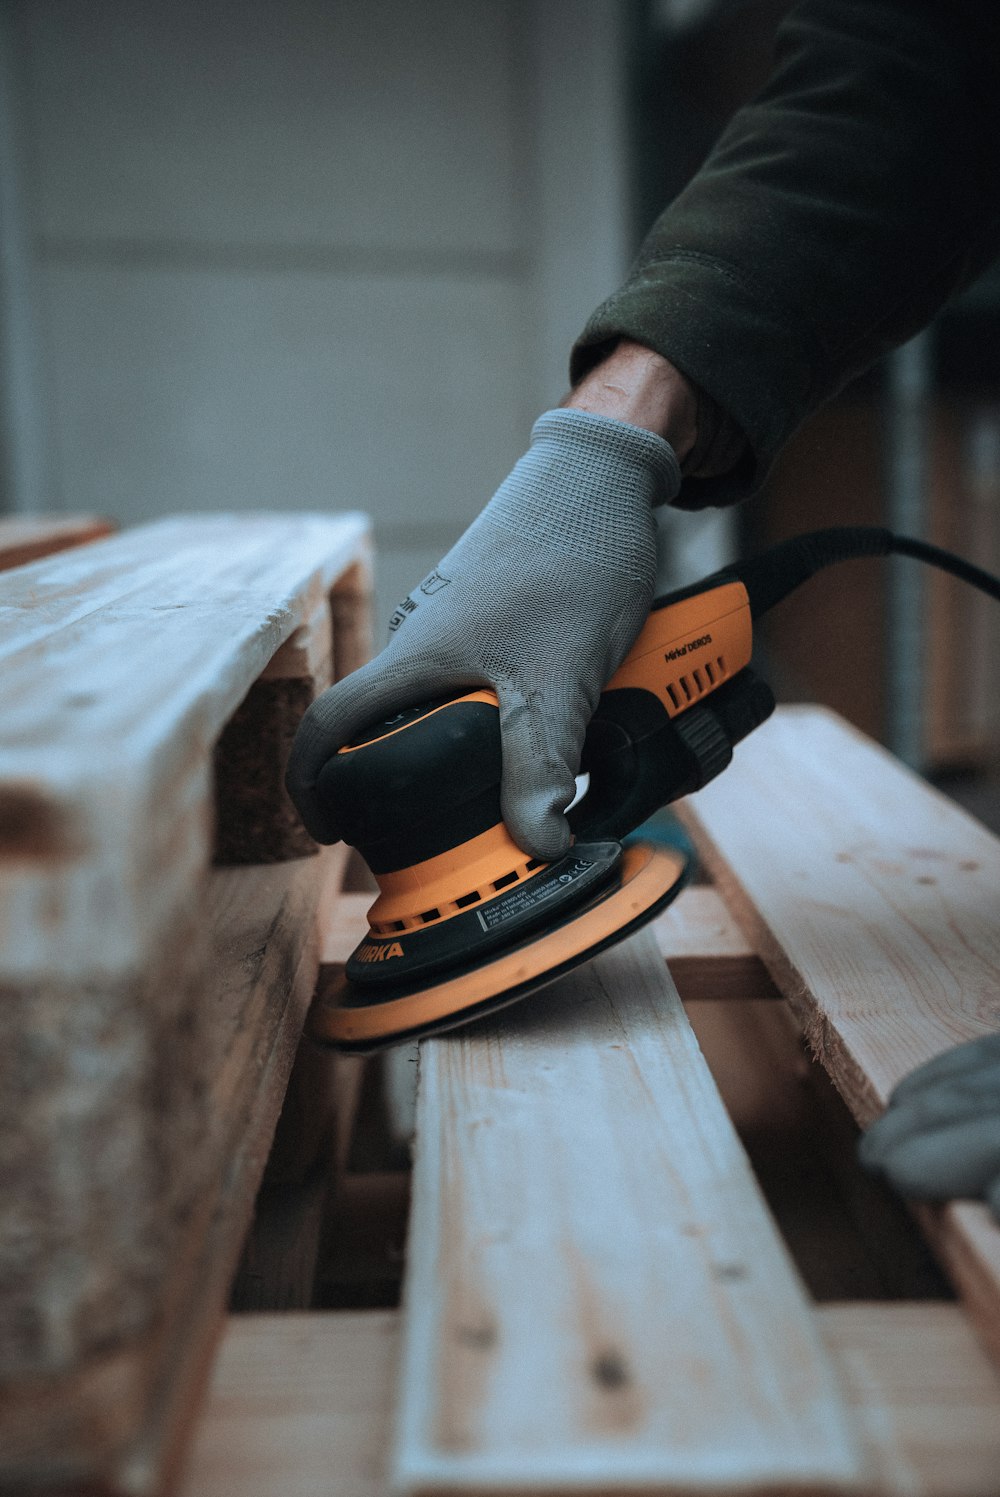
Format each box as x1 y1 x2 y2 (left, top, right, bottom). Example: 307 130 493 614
563 341 699 460
564 340 745 480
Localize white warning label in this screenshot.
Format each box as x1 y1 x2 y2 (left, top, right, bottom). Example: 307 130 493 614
476 858 595 931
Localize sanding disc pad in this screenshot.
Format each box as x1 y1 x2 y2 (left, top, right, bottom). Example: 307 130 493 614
308 841 688 1052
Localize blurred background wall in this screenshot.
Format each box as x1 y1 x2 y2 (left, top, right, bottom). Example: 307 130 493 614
2 0 999 812
0 0 644 627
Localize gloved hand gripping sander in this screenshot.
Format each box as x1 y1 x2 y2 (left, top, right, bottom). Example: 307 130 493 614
306 527 1000 1050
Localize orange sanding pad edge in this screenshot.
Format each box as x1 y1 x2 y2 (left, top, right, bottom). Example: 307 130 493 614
308 842 687 1051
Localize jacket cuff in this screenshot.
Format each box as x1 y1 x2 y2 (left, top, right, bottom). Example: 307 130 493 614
570 251 817 509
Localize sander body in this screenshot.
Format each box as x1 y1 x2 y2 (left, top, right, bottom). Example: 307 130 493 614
309 577 770 1048
306 526 1000 1050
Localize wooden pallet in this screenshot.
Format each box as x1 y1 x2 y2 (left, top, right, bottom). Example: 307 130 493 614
0 513 372 1495
183 1305 1000 1497
181 706 1000 1497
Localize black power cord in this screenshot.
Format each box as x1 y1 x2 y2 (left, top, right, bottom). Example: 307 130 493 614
733 526 1000 619
889 533 1000 607
660 526 1000 620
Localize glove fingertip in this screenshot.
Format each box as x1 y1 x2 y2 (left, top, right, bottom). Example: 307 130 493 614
518 816 572 864
505 789 576 861
495 693 584 862
283 765 343 845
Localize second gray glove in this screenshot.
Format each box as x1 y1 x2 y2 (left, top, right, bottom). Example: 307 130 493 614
859 1032 1000 1220
286 407 681 860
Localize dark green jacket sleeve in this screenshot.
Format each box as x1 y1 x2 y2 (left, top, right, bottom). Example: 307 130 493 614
571 0 1000 507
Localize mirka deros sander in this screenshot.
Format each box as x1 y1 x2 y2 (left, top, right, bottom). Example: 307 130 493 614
307 526 1000 1051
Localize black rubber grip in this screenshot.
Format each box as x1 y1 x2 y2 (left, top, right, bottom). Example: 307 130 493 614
571 669 774 841
316 699 503 872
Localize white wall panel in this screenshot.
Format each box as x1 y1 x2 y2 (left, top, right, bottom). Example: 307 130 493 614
41 265 527 531
526 0 631 411
13 0 633 605
24 0 521 256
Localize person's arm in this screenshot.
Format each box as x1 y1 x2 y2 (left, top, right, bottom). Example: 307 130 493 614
566 0 1000 1224
563 339 745 479
289 0 1000 896
574 0 1000 508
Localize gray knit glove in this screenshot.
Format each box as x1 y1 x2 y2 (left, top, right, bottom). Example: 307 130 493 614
286 409 680 860
859 1033 1000 1221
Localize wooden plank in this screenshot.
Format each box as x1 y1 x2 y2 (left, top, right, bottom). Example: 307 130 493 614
0 512 113 570
684 996 948 1303
178 1303 1000 1497
0 512 369 982
675 706 1000 1115
228 1171 330 1314
676 706 1000 1359
320 887 779 1002
925 409 1000 767
652 885 779 999
915 1200 1000 1367
0 847 332 1491
818 1303 1000 1497
178 1311 398 1497
319 889 371 963
395 928 863 1495
0 514 373 1492
232 843 370 1314
331 558 376 683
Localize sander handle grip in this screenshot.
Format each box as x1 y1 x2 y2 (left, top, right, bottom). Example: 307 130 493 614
571 668 774 842
312 579 768 868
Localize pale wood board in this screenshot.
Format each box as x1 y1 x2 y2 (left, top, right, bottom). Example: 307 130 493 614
0 513 113 570
652 885 779 999
915 1200 1000 1367
675 706 1000 1358
320 889 371 962
319 886 779 1002
178 1304 1000 1497
817 1303 1000 1497
0 511 370 982
395 927 863 1495
675 706 1000 1114
178 1311 399 1497
682 996 948 1303
0 513 374 1491
0 845 343 1490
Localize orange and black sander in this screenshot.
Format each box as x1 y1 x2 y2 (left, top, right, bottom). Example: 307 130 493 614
307 526 1000 1051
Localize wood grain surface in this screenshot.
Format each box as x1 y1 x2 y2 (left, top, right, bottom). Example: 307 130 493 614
0 512 369 983
394 928 863 1495
178 1303 1000 1497
818 1302 1000 1497
676 706 1000 1361
676 706 1000 1114
180 1311 399 1497
0 846 340 1487
0 513 372 1492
